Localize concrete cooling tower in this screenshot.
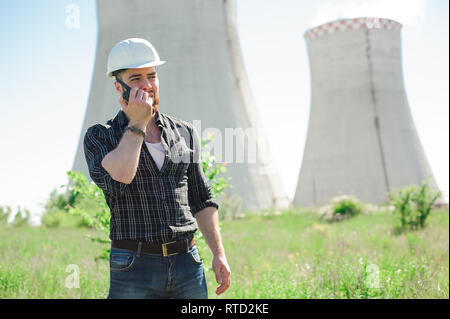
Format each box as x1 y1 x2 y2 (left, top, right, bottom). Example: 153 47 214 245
294 17 442 207
73 0 289 212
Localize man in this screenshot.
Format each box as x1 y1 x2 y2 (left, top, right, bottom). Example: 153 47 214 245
84 38 231 299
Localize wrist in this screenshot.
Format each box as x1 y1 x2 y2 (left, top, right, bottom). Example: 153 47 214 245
213 252 228 266
125 125 146 139
212 246 226 258
128 121 147 131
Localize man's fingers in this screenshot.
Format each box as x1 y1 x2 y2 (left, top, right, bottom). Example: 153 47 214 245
135 89 144 102
128 86 138 103
143 92 153 111
215 272 224 294
215 271 221 285
216 285 225 295
216 280 230 295
215 265 231 295
142 91 149 103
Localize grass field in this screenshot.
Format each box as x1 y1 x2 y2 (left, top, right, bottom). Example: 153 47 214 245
0 208 448 299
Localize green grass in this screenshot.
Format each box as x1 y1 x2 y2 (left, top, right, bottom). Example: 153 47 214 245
0 208 448 299
0 225 109 298
202 208 449 299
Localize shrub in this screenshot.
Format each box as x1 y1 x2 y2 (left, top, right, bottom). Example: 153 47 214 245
65 171 111 232
41 208 89 228
41 187 88 228
43 188 71 212
217 194 243 221
195 134 232 256
319 195 365 222
59 171 111 260
0 206 35 227
41 211 62 228
200 133 232 198
12 207 30 227
0 205 12 224
388 178 441 232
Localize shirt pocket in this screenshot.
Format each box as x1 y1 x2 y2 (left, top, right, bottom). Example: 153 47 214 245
169 139 193 163
168 140 192 180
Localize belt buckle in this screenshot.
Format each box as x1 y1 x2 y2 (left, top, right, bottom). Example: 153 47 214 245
162 241 177 257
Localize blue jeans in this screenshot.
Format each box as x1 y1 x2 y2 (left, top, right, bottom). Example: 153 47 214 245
107 244 208 299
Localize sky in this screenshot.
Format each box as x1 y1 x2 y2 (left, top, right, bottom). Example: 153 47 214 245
0 0 448 225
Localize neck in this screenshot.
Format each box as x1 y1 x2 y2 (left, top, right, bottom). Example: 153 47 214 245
145 119 161 143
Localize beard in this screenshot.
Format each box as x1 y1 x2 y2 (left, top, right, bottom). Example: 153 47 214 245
152 91 160 112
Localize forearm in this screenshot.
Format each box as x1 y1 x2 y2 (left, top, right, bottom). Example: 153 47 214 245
195 206 231 295
101 128 144 184
195 206 225 257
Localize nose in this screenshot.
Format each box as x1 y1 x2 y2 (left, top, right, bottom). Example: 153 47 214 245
141 79 154 93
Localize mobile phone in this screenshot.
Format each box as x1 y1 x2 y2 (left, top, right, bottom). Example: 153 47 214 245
115 78 131 105
116 78 153 107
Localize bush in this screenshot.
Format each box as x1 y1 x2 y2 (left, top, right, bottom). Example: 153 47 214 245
0 205 35 227
43 188 71 212
0 205 12 224
217 194 243 221
389 178 441 232
194 134 232 257
200 134 232 198
41 208 89 228
65 171 111 232
12 207 31 227
41 187 88 228
319 195 365 222
41 211 61 228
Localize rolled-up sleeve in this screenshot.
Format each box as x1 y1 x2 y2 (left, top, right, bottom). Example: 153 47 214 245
83 125 127 197
187 125 219 215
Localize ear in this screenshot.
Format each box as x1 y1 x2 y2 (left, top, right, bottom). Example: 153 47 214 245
113 81 122 93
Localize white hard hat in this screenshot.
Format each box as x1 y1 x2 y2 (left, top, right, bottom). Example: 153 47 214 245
106 38 166 77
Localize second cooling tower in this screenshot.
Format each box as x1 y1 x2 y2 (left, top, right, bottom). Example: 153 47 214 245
294 17 440 207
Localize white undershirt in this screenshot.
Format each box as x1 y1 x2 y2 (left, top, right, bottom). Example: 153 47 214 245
145 141 165 171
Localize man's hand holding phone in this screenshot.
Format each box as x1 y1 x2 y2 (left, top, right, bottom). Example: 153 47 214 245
118 83 155 130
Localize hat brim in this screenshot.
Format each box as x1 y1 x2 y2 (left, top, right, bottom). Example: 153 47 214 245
107 60 166 77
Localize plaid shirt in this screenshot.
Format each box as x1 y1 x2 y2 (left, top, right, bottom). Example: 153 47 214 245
83 109 219 243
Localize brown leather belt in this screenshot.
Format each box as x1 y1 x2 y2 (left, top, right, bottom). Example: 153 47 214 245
111 236 195 257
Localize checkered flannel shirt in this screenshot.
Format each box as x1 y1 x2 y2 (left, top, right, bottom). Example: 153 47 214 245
84 109 219 243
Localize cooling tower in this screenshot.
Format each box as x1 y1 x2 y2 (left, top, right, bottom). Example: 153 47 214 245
294 17 442 207
73 0 289 212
